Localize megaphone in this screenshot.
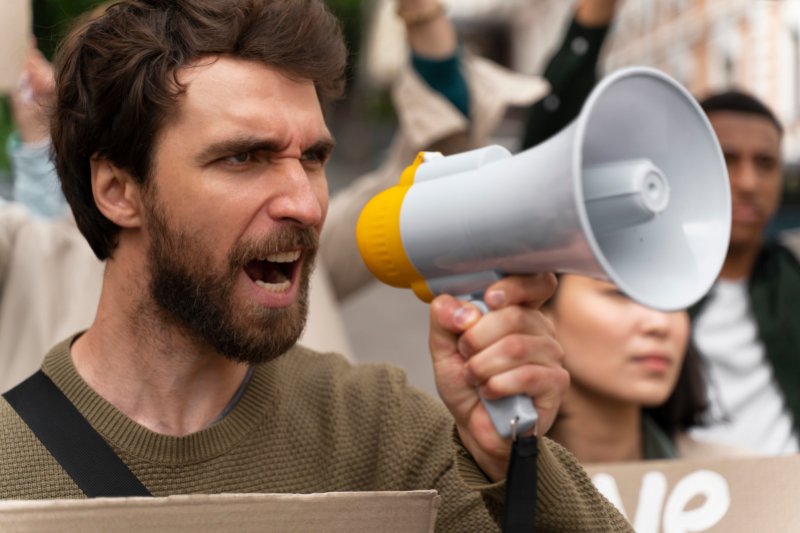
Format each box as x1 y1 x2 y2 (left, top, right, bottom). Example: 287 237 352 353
356 67 731 439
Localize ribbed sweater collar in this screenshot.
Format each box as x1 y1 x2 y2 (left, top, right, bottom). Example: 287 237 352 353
41 334 283 465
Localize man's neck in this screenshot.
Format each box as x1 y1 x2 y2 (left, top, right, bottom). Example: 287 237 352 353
70 260 251 437
546 387 643 464
719 239 763 280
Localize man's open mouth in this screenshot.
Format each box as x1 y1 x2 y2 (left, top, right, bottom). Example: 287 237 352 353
243 250 301 293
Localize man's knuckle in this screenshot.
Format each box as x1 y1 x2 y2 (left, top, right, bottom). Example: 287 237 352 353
466 359 487 381
502 335 527 360
505 306 527 330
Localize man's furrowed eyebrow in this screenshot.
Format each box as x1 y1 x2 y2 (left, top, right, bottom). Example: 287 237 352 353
303 136 336 159
197 135 287 162
197 135 336 162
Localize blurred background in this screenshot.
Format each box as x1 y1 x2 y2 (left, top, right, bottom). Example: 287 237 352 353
2 0 800 398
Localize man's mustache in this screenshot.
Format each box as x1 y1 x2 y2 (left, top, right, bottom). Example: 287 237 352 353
229 227 320 270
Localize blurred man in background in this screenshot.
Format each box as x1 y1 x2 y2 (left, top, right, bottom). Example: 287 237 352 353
689 92 800 456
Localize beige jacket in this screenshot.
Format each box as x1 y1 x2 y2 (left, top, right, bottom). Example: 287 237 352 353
0 56 548 393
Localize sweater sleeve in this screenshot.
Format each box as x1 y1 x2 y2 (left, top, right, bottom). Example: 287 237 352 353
521 16 610 150
452 429 633 532
380 364 631 532
411 51 470 119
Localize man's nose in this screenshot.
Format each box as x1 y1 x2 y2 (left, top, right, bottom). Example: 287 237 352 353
731 159 759 195
266 160 324 228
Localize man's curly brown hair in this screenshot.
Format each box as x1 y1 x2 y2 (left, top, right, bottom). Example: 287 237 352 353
51 0 347 259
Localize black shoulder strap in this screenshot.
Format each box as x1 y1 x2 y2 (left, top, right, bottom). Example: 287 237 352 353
2 370 152 498
503 434 539 532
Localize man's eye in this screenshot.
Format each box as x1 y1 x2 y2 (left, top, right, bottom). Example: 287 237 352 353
301 152 322 163
225 152 250 163
755 156 777 172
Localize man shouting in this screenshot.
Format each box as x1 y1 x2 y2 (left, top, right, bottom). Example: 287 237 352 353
0 1 629 531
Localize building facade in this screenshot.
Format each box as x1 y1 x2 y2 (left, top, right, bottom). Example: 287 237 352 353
604 0 800 163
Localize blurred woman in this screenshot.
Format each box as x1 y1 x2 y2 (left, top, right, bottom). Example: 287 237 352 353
542 275 754 462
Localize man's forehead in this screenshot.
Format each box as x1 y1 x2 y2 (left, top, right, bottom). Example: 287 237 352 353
708 110 782 153
171 55 328 145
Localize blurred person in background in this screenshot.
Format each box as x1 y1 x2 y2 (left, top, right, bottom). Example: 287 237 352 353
6 42 67 219
540 275 754 463
522 0 619 150
0 39 106 391
687 92 800 457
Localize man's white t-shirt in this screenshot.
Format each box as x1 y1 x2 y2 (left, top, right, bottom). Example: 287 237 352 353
689 278 800 455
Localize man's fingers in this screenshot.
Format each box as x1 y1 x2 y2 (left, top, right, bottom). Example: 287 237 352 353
479 365 569 436
464 334 563 386
484 273 557 310
458 305 555 358
479 364 569 401
429 295 482 364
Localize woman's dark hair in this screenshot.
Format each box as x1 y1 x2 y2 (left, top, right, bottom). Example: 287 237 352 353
51 0 347 259
644 342 708 437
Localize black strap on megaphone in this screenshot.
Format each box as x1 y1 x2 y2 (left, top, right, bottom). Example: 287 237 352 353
502 427 539 533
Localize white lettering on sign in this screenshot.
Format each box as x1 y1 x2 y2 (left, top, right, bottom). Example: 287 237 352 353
633 472 668 533
591 470 731 533
663 471 730 533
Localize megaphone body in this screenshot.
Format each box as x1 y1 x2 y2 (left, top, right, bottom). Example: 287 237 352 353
356 67 731 439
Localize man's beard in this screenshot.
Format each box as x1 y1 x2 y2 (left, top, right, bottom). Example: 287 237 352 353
142 195 318 365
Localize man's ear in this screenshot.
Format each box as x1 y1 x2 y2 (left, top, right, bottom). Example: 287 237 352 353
90 156 144 229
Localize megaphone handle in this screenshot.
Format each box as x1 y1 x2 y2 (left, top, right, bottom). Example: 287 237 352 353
458 294 539 441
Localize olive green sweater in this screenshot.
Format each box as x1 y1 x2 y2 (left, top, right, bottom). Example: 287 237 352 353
1 337 630 532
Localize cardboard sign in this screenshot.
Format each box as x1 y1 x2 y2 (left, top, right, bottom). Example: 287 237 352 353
0 0 31 93
0 491 441 533
584 455 800 533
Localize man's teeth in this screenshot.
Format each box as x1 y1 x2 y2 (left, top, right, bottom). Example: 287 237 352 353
261 250 301 263
255 279 291 293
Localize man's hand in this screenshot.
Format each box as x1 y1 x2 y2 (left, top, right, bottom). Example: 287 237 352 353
430 274 568 482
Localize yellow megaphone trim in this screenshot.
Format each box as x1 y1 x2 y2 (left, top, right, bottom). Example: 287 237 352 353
355 152 435 303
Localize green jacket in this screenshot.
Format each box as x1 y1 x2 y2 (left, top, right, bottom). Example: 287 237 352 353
689 243 800 433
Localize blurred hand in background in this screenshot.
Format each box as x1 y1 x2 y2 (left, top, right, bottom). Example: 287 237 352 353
10 39 55 145
396 0 456 58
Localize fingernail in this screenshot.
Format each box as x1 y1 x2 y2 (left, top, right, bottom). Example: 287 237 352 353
463 365 477 385
485 290 506 309
458 339 474 359
454 306 478 328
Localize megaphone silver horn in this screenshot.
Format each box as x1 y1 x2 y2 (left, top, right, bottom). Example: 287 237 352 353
356 67 731 439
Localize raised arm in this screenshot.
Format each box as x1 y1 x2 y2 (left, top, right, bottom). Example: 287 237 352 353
521 0 619 150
